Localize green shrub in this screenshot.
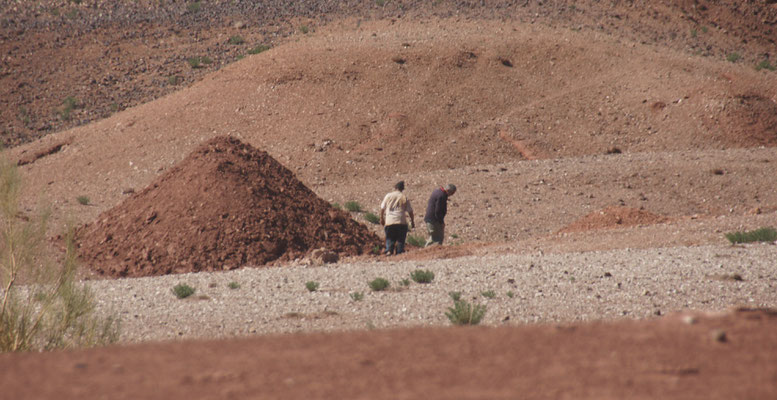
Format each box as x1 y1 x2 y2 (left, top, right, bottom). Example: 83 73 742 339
756 60 776 71
410 269 435 284
350 292 364 301
448 291 462 301
399 278 410 287
725 227 777 244
506 291 514 298
187 57 202 69
201 56 213 65
228 281 240 289
228 35 245 45
300 25 310 34
446 300 487 325
726 52 741 63
0 158 119 351
172 283 195 299
76 196 89 205
481 290 496 299
371 244 381 255
364 212 380 224
168 75 181 85
331 202 342 210
344 201 362 212
60 96 78 120
368 277 390 292
187 1 201 12
406 234 425 247
305 281 320 292
248 44 271 55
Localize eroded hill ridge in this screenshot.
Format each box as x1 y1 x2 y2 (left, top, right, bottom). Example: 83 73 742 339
76 136 380 277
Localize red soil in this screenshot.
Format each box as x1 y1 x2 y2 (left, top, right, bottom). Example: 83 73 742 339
76 136 380 277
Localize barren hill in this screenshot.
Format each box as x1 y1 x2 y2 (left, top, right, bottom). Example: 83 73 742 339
2 2 777 399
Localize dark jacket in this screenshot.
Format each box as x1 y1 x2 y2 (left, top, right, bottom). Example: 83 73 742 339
424 187 448 224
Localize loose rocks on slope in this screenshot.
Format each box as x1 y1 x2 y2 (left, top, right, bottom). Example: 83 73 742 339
76 136 380 278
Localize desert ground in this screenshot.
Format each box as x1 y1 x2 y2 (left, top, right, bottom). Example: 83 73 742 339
1 0 777 398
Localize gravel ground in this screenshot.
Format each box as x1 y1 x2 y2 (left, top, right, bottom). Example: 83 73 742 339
89 243 777 344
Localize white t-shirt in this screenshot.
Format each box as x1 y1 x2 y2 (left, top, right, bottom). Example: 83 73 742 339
380 190 413 226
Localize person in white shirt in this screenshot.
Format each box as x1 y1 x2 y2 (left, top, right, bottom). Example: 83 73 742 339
379 180 415 255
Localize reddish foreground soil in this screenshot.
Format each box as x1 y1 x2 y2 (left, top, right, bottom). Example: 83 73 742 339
2 308 776 400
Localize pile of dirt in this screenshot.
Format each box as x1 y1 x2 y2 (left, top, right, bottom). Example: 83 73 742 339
558 206 669 234
76 136 380 278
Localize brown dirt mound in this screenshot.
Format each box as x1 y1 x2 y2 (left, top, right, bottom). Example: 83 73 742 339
559 206 669 234
76 136 380 278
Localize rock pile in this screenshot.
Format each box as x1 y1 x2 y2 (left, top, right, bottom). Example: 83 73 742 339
77 136 380 278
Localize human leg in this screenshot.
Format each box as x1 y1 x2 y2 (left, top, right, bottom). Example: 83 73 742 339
384 226 396 255
425 221 444 246
395 224 409 254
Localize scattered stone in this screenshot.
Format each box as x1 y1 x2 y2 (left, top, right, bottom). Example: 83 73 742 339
710 329 727 343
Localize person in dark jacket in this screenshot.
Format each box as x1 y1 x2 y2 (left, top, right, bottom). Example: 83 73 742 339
423 184 456 246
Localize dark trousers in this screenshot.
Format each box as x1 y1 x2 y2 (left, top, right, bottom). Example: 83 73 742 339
384 224 409 255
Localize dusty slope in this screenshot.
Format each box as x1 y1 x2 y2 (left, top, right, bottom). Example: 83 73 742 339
8 19 777 247
3 0 776 147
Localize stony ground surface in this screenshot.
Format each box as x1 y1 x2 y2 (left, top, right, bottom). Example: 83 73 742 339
1 1 777 399
88 243 777 343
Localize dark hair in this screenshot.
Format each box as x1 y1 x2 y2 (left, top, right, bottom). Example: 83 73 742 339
394 181 405 191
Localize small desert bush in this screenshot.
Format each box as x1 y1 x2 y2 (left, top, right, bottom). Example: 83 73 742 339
371 244 382 255
725 227 777 244
446 300 487 325
299 25 310 34
227 281 240 289
726 52 741 63
406 234 425 247
368 277 390 292
756 60 776 71
399 278 410 287
0 158 119 352
172 283 195 299
187 1 201 12
60 96 78 120
305 281 320 292
364 212 380 224
228 35 244 45
350 292 364 301
76 196 89 205
248 44 271 55
410 269 435 284
448 291 462 301
344 201 362 212
481 290 496 299
187 56 212 69
168 75 181 85
187 57 202 68
506 291 515 298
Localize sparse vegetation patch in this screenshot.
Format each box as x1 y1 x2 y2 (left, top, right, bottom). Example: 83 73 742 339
369 277 390 292
172 283 196 299
344 201 362 212
725 227 777 244
410 269 435 284
446 300 487 325
305 281 320 292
